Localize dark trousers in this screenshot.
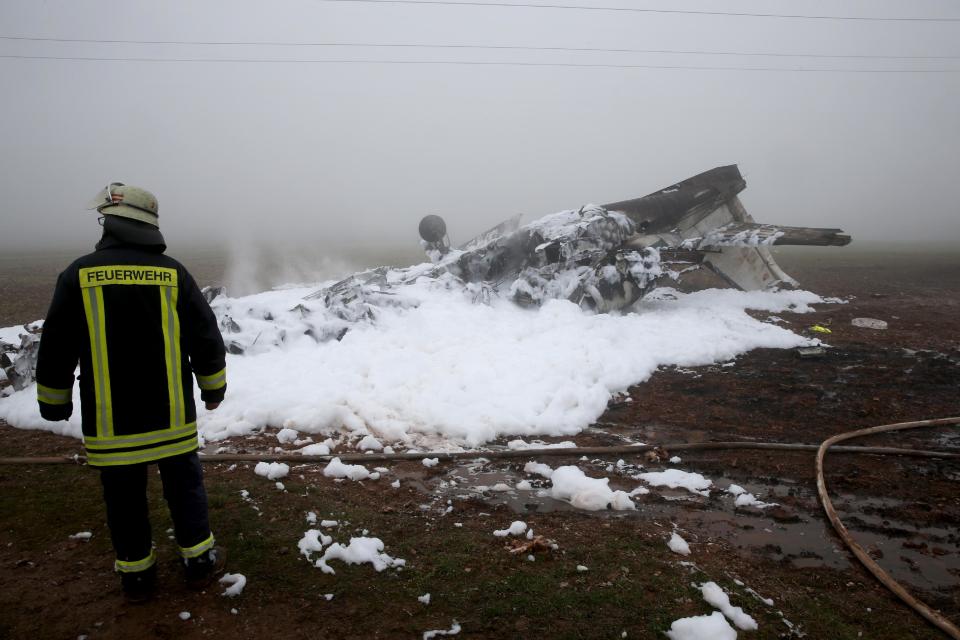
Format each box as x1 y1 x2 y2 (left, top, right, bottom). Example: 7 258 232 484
99 451 211 568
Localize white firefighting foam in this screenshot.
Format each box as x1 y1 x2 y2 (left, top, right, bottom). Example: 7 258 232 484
0 275 826 449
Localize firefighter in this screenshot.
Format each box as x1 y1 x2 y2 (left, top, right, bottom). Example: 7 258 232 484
36 183 227 602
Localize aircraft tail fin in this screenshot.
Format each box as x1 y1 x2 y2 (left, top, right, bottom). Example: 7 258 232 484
700 246 798 290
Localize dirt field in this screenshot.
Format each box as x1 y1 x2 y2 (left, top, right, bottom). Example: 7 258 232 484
0 247 958 639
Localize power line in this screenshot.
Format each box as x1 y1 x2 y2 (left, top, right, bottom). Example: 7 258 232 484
2 53 958 72
315 0 960 23
2 35 958 60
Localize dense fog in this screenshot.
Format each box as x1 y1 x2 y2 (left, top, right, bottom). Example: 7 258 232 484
2 0 958 264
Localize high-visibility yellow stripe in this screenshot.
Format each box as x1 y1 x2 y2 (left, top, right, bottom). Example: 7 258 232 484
81 288 99 434
159 287 176 427
196 368 226 391
85 436 198 467
84 423 197 450
159 285 184 428
82 287 113 438
95 287 113 437
179 533 215 559
170 285 184 427
37 383 72 405
80 265 177 288
115 550 156 573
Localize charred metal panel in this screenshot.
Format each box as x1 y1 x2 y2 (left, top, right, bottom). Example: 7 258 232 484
603 165 747 234
458 214 523 252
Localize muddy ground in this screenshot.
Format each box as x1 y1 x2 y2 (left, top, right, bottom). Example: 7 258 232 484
0 247 958 639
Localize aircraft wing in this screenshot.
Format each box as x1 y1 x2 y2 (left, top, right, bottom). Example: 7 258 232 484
699 222 851 248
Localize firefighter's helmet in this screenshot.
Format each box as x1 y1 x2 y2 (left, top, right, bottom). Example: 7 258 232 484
86 183 159 227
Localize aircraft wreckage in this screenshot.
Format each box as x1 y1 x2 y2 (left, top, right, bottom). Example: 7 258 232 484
305 164 850 314
1 165 850 390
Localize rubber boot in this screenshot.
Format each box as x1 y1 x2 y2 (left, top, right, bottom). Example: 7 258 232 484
184 546 227 590
121 564 157 604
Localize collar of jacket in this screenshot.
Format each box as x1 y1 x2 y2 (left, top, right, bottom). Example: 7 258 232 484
96 216 167 253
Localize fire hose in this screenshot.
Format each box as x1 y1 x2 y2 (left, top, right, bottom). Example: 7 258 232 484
1 440 958 465
815 417 960 639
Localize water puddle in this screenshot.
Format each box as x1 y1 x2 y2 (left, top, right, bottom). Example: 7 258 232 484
398 457 960 594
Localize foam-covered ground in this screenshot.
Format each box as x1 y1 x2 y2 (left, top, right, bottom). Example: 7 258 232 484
0 279 825 448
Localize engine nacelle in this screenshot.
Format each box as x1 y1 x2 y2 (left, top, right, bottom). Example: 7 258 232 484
419 214 450 257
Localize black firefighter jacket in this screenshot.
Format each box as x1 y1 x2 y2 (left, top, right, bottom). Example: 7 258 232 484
36 242 226 467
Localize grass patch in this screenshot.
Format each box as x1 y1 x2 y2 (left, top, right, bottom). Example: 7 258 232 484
0 457 951 639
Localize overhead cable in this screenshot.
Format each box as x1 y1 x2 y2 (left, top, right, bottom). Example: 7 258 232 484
2 54 959 72
314 0 960 23
2 35 958 60
0 54 960 74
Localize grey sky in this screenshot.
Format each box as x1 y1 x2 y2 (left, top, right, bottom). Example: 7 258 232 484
1 0 959 258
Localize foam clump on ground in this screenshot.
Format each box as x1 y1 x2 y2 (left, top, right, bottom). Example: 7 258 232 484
700 581 758 630
638 469 712 496
493 521 528 537
728 484 777 509
219 573 247 597
254 462 289 480
275 428 298 444
523 462 555 479
323 457 378 481
423 621 461 640
549 465 635 511
666 611 737 640
357 435 383 451
299 443 331 456
507 439 576 450
298 529 333 558
668 532 691 555
521 461 637 511
315 537 406 575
